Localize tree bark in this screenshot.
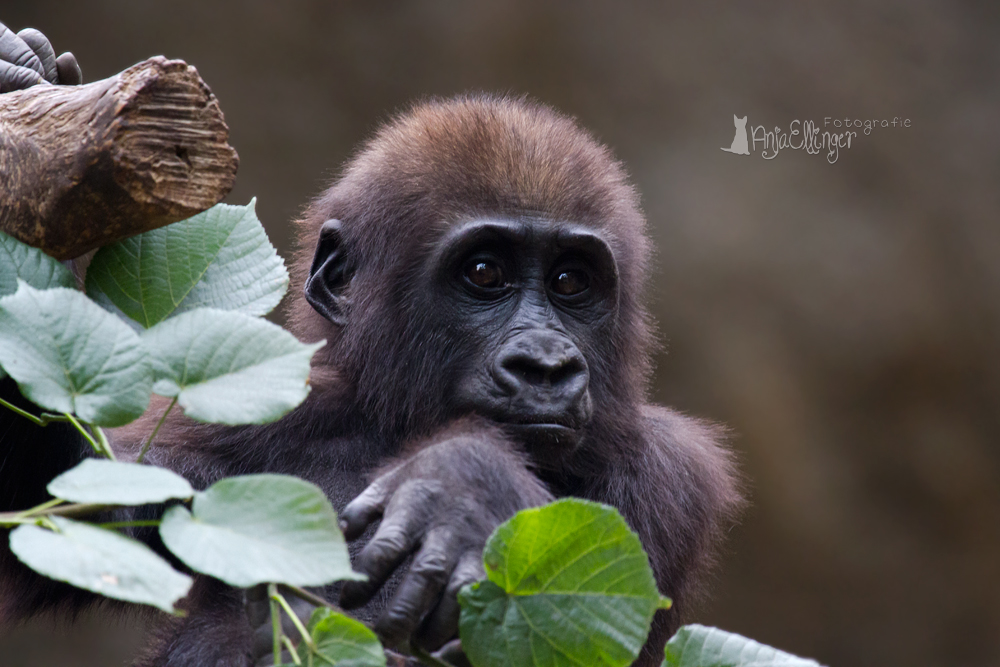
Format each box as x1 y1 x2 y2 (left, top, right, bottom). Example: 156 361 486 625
0 56 238 260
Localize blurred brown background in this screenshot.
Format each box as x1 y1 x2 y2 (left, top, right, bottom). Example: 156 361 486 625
1 1 998 666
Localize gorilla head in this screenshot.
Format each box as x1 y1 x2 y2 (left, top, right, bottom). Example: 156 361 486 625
298 96 654 463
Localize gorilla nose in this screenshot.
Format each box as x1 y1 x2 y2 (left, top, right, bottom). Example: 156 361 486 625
495 332 589 402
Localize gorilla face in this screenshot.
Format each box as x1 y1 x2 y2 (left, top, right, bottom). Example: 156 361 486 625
437 217 620 454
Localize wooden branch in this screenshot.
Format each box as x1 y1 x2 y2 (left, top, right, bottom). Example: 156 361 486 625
0 56 239 260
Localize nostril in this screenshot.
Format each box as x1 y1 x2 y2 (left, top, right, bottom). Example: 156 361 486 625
549 358 585 386
503 357 547 386
501 355 585 388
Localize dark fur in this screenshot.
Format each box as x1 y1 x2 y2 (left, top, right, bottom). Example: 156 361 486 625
0 94 741 667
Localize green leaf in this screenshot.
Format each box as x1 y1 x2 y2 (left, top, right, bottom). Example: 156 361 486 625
0 230 75 296
85 200 288 328
296 608 386 667
662 625 822 667
159 474 363 588
142 308 323 424
458 498 663 667
9 517 192 613
0 283 152 426
47 459 194 505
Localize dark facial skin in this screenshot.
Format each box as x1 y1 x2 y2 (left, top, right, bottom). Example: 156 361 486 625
439 217 618 454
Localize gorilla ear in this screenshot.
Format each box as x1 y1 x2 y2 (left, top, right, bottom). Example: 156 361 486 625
305 219 353 326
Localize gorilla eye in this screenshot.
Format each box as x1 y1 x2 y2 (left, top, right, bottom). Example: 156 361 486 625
464 260 506 290
551 270 590 296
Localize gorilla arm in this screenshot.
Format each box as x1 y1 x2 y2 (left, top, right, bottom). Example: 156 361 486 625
338 417 554 650
579 406 742 666
330 406 740 667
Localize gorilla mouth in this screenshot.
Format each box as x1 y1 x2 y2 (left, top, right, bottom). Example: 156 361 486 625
500 419 583 450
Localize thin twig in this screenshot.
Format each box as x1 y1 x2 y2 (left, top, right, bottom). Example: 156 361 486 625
92 425 116 461
46 503 114 518
280 585 353 619
137 396 177 463
0 396 45 426
272 589 317 651
0 502 112 525
64 413 102 456
14 498 65 519
269 583 283 667
281 635 302 665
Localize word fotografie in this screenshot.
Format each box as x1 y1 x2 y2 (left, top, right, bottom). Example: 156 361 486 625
722 116 912 164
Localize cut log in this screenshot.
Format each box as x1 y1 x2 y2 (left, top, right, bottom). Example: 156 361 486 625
0 56 239 260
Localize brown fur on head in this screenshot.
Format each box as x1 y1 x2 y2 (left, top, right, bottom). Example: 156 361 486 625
288 94 655 441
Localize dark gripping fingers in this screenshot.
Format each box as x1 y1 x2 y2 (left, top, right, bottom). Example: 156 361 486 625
55 52 81 85
373 527 460 647
16 28 56 82
415 551 484 650
0 59 43 92
0 23 43 74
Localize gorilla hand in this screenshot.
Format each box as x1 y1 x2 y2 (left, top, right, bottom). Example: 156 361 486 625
0 22 81 92
339 432 553 650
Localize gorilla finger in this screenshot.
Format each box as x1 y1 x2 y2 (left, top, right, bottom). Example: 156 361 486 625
16 29 56 82
0 60 43 93
340 487 433 608
340 478 393 540
434 640 473 667
374 530 459 646
416 551 484 650
55 52 82 85
245 584 271 627
0 24 43 74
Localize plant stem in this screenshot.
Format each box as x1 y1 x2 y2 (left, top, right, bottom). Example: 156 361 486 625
46 502 114 517
137 396 177 463
38 516 59 531
280 585 352 618
281 635 302 665
14 498 64 518
269 583 282 667
0 516 32 526
411 646 456 667
279 584 453 667
0 502 113 526
64 413 103 456
272 589 316 651
93 425 116 461
0 396 46 426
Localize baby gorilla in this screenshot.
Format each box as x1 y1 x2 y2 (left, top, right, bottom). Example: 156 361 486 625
0 23 741 667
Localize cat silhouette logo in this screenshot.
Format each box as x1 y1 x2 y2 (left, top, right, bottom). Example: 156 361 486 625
721 114 750 155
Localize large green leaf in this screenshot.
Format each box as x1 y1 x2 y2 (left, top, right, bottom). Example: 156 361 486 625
0 283 152 425
47 459 194 505
0 230 75 296
85 200 288 328
159 474 363 588
458 498 667 667
295 608 386 667
9 517 192 613
0 233 76 379
662 625 822 667
142 308 323 424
